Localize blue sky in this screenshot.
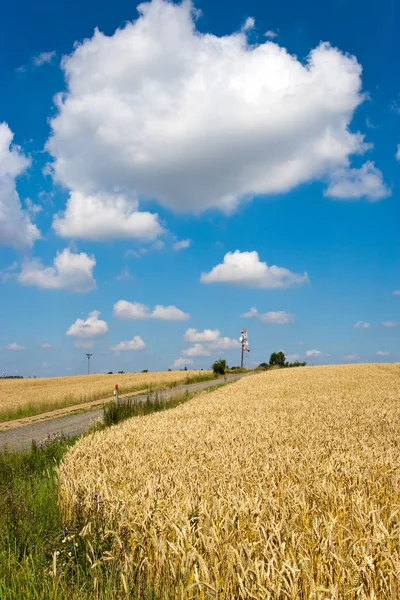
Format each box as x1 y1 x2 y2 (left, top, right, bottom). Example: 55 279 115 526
0 0 399 376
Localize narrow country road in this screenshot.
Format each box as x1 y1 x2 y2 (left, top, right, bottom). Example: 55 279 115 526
0 374 245 451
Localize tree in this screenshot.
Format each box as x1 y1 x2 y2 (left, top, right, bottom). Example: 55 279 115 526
269 351 286 367
258 362 269 370
141 369 148 373
212 358 227 375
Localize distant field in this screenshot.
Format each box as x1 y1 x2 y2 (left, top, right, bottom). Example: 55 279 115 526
60 363 400 598
0 371 213 422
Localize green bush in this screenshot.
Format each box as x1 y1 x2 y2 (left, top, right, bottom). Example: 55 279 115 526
212 359 227 375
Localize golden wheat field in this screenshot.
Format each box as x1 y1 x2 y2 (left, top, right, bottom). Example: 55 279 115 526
59 363 400 599
0 370 210 421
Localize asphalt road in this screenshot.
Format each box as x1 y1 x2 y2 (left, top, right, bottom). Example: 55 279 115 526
0 373 245 451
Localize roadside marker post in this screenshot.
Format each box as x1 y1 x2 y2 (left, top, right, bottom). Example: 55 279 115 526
114 384 119 403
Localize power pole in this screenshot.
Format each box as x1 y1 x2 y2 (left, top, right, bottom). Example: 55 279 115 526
86 353 92 375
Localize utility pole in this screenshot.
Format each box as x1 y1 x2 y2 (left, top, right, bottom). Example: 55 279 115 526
86 353 92 375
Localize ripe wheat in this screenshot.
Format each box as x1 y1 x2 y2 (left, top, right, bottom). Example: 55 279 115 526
0 371 209 421
59 364 400 599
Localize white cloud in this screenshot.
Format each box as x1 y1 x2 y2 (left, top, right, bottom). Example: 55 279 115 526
66 310 108 339
201 251 309 289
376 350 390 357
33 51 56 67
173 238 191 251
264 30 278 39
40 342 52 349
74 340 94 349
0 123 40 249
353 320 370 329
343 353 360 361
243 17 255 31
392 290 400 296
183 328 221 343
4 343 25 351
306 349 322 358
182 343 210 357
286 353 301 362
41 361 49 368
242 307 294 324
46 0 378 215
170 357 194 370
396 145 400 160
111 336 145 351
208 337 240 350
25 198 43 215
325 161 390 201
152 305 190 320
113 300 189 320
18 248 96 293
382 321 400 328
52 191 163 242
116 267 134 281
0 260 18 283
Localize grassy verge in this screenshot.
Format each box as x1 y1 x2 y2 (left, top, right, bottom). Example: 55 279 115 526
0 372 216 423
0 379 232 599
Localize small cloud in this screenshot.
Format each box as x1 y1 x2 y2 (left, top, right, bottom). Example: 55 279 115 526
376 350 390 357
32 51 56 67
41 362 49 368
286 353 301 362
18 248 96 293
4 343 25 351
173 239 191 251
382 321 400 327
114 300 189 321
111 336 145 352
208 336 240 350
0 261 19 283
343 353 360 361
182 344 210 357
392 290 400 296
396 145 400 161
25 198 43 215
74 340 94 349
365 117 378 130
243 17 255 31
353 321 370 329
66 310 108 339
264 29 278 39
184 328 221 343
125 248 148 259
325 161 390 202
170 357 194 370
306 349 322 358
152 239 165 251
242 307 294 324
40 342 52 349
201 251 309 289
116 267 134 281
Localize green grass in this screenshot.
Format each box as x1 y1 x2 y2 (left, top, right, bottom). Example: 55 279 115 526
0 377 234 599
0 372 216 423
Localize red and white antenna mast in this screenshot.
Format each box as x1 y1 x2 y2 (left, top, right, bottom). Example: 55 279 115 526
239 328 250 368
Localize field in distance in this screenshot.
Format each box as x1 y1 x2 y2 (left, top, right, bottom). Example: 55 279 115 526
60 363 400 598
0 370 212 422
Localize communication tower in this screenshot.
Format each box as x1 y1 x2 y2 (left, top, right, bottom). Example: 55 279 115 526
239 328 250 368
